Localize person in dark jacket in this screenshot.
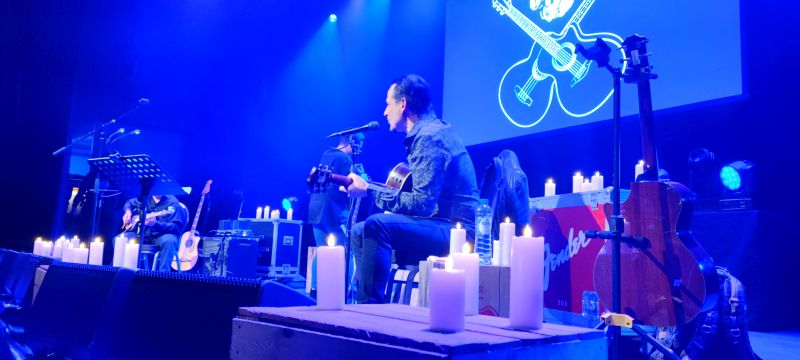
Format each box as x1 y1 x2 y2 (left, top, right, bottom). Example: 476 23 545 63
121 195 188 271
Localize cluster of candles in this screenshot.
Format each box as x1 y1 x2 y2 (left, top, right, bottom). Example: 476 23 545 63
33 235 142 269
255 206 293 220
432 220 544 332
543 161 645 197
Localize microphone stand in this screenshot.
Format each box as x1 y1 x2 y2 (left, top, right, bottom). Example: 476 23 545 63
52 99 149 240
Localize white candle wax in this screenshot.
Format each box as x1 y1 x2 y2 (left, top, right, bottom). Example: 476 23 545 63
53 242 63 259
256 207 263 219
452 249 480 316
74 244 89 264
62 247 75 263
449 223 466 255
544 178 556 197
581 179 593 192
89 240 104 265
71 236 80 249
635 160 645 181
40 241 52 257
317 235 344 310
429 267 466 332
499 218 514 267
33 238 43 255
287 208 294 220
510 227 544 329
572 172 583 193
113 236 127 267
264 206 270 219
492 240 500 265
270 210 279 219
123 241 140 269
592 172 604 191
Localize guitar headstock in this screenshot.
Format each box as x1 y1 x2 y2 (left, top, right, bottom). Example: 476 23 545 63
306 166 332 193
492 0 512 16
202 179 213 195
621 35 657 83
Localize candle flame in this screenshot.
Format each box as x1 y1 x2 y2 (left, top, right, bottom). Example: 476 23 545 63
80 243 86 249
505 217 510 224
462 242 472 253
326 234 336 247
546 178 553 184
595 171 600 176
455 222 462 230
638 160 645 165
523 226 532 237
94 236 102 243
575 171 581 176
35 237 43 242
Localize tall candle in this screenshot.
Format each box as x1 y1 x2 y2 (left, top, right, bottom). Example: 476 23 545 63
53 238 64 259
264 206 270 219
41 241 53 257
74 243 89 264
499 217 514 266
634 160 645 181
452 243 479 316
572 172 583 193
449 222 466 255
592 171 604 191
492 241 500 265
429 262 466 333
287 208 294 220
123 240 139 269
113 236 127 267
71 236 80 249
581 179 593 192
317 234 344 310
33 238 43 255
62 246 75 263
256 207 263 219
544 178 556 197
89 237 104 265
510 226 544 329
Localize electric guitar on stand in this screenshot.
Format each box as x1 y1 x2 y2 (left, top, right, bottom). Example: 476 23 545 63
172 179 212 271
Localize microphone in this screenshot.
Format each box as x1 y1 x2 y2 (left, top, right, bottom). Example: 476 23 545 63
138 98 150 106
111 129 142 145
327 121 379 138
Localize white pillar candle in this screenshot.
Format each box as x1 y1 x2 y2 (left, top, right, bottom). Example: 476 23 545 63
62 247 75 263
317 234 344 310
113 236 127 267
572 172 583 193
510 226 544 329
429 263 466 333
544 178 556 197
635 160 645 181
287 208 293 220
71 236 80 249
89 238 104 265
256 207 263 219
452 243 479 316
581 179 593 192
33 238 43 255
123 240 140 269
264 206 270 219
449 222 466 255
592 171 604 191
74 243 89 264
499 218 514 266
41 241 53 257
270 210 280 219
53 238 64 259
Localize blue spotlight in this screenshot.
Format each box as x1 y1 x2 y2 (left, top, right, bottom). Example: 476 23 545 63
720 165 741 191
329 14 337 23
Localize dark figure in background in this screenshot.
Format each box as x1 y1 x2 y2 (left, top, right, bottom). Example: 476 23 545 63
346 74 480 303
121 195 188 271
308 134 364 246
480 149 531 238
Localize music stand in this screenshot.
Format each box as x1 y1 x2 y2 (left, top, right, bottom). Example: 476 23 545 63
88 154 187 268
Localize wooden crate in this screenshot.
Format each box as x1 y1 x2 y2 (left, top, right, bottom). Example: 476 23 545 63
231 304 606 359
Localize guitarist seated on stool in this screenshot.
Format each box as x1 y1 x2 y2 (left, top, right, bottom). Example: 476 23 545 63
121 195 189 271
344 74 480 304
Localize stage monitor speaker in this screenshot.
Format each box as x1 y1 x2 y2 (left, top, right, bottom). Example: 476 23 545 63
202 236 259 278
90 271 265 360
23 263 134 360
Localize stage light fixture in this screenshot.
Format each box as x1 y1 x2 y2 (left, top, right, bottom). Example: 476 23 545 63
718 160 754 210
282 196 298 211
329 14 337 23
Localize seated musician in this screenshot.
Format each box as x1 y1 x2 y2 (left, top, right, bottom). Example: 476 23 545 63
121 195 188 271
345 74 480 303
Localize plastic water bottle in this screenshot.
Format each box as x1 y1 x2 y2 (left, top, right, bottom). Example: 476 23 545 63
474 199 493 265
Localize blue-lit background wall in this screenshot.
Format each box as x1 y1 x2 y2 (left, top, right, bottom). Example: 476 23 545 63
1 0 798 329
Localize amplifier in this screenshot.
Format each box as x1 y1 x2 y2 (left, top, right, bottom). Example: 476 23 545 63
201 236 259 278
211 218 303 278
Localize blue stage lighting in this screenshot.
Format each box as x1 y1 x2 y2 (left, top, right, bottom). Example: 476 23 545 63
718 160 754 210
329 14 337 23
720 165 741 191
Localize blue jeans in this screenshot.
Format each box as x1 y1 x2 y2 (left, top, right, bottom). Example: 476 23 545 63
350 213 452 303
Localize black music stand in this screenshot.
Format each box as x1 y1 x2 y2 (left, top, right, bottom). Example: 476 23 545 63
88 154 187 268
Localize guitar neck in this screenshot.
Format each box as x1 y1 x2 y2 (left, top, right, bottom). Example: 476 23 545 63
328 173 395 195
637 77 660 177
189 193 207 233
504 6 561 56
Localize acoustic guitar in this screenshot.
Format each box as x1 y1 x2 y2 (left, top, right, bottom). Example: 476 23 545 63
592 36 718 327
172 179 212 271
307 162 412 196
122 207 175 232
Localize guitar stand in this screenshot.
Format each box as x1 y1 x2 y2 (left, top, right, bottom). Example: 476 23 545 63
579 37 679 360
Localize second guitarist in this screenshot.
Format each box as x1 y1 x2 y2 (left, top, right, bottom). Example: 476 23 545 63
121 195 189 271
